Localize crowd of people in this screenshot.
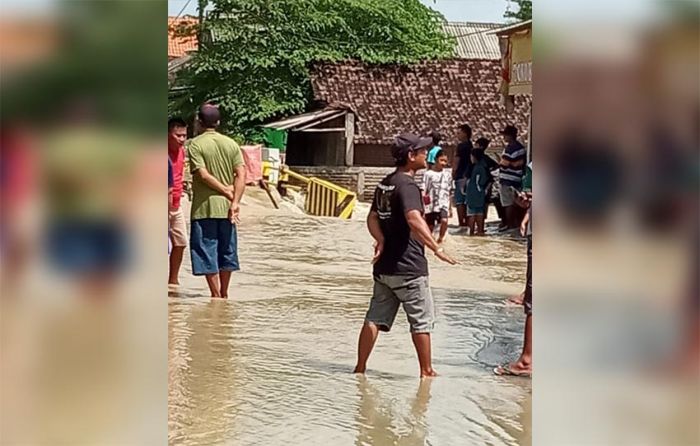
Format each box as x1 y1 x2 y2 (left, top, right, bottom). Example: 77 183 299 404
168 104 532 379
419 124 528 241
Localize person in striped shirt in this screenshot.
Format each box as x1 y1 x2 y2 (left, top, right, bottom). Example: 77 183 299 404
498 125 527 229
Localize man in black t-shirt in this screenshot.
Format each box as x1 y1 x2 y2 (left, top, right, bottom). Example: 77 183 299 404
353 133 457 379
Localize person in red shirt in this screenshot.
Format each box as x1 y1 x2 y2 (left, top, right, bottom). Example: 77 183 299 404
168 117 188 285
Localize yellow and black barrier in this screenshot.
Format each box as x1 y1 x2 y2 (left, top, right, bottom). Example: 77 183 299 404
305 177 356 219
281 167 357 219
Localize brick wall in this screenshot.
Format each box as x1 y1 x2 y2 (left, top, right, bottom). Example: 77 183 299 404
354 144 393 167
354 144 458 167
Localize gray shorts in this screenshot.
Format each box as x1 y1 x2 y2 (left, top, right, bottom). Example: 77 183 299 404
365 275 434 333
500 184 520 207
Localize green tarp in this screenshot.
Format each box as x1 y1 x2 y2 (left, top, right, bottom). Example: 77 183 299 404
262 128 287 152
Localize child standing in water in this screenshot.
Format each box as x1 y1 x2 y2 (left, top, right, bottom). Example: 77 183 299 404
422 150 453 243
466 143 490 236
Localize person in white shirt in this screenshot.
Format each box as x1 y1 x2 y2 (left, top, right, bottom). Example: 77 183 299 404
422 150 453 244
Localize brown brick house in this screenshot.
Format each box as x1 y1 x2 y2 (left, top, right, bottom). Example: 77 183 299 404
310 58 530 167
270 56 530 200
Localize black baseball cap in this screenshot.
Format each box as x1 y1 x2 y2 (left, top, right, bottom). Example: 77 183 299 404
501 125 518 137
391 133 433 162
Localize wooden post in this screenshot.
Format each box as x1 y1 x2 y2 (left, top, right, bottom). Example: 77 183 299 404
357 169 365 198
344 112 355 167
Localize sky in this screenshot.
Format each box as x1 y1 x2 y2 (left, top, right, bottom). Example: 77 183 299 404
168 0 512 24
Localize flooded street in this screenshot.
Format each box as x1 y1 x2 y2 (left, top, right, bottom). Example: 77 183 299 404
169 192 531 445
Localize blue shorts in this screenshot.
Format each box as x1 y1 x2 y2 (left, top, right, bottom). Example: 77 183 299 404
467 205 485 216
190 219 240 275
454 178 468 206
46 221 129 275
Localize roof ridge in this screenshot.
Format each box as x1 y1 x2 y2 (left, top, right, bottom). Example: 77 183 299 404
168 15 198 21
444 21 505 27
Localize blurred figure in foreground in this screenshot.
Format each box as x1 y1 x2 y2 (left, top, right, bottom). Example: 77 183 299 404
43 102 137 298
0 123 39 295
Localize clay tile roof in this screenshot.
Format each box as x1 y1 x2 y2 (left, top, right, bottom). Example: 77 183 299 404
310 59 531 146
168 16 198 60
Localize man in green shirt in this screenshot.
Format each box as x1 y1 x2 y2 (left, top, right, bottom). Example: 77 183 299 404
188 104 247 298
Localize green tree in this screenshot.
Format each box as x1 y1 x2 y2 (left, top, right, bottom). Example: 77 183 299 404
169 0 454 140
504 0 532 22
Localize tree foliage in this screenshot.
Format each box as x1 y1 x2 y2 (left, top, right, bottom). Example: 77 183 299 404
504 0 532 22
169 0 454 139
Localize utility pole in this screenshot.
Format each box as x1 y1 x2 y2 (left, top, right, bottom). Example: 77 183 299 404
197 0 207 46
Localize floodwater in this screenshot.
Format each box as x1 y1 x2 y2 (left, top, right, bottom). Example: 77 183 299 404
169 192 531 446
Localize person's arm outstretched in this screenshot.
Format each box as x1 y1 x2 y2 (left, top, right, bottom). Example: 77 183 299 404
406 210 457 264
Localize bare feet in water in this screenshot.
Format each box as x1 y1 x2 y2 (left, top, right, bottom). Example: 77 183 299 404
353 366 366 374
494 359 531 377
420 369 438 378
507 291 525 306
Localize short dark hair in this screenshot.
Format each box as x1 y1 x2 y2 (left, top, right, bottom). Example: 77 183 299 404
471 148 484 161
168 117 187 131
198 104 221 129
459 124 472 138
475 137 490 149
434 149 446 160
502 125 518 138
430 130 441 145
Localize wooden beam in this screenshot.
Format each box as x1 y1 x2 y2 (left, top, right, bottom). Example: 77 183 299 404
297 127 345 133
294 111 345 131
344 113 355 166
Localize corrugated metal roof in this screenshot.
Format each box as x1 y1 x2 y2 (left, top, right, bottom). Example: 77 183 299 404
442 22 503 60
261 108 347 130
489 20 532 36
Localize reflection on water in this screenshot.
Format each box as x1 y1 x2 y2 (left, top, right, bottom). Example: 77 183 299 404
169 206 531 445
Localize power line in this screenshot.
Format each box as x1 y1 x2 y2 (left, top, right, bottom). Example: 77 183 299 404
175 0 194 20
446 28 497 39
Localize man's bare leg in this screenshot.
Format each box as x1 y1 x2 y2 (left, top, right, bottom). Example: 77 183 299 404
219 270 232 298
507 205 523 229
205 273 221 297
168 246 185 285
353 321 380 374
504 205 514 228
457 204 467 227
412 333 437 378
467 216 476 235
476 215 485 235
437 219 448 243
504 314 532 374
